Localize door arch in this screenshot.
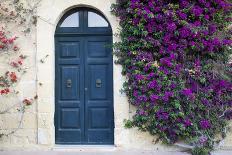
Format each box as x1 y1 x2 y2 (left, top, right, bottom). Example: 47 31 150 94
55 7 114 145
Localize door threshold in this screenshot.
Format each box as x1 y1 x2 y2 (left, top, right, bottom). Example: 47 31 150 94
53 145 117 151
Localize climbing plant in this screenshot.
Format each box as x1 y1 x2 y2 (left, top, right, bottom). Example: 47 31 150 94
111 0 232 154
0 0 40 138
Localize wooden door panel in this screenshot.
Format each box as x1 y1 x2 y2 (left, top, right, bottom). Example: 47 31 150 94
55 37 85 144
60 66 80 100
84 36 114 144
55 36 114 144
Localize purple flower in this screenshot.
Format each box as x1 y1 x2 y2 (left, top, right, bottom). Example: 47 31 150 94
208 24 217 34
191 6 203 17
138 109 145 116
153 40 161 47
179 27 191 38
165 10 173 18
175 64 182 75
178 12 187 20
180 0 189 8
163 34 171 44
204 15 210 20
167 23 177 32
154 7 161 13
205 2 211 7
148 80 158 89
146 23 153 33
141 86 148 93
194 58 201 67
169 53 176 60
160 58 172 67
200 119 211 129
183 119 192 127
159 66 170 75
156 110 169 120
133 90 138 97
148 2 153 9
167 43 178 52
189 41 196 47
218 80 230 88
132 18 140 25
137 95 148 102
144 7 151 14
135 74 144 81
181 88 194 98
162 91 174 102
222 39 232 46
144 63 151 72
198 0 206 5
212 38 221 46
201 98 210 106
170 82 177 89
155 14 163 22
193 21 201 27
202 30 209 36
147 72 155 79
150 94 159 102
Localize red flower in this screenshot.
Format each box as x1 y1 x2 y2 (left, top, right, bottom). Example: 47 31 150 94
1 38 7 44
5 88 9 93
0 90 5 95
10 58 23 68
13 46 19 51
0 88 10 95
18 60 22 65
23 99 32 106
9 72 17 82
10 61 18 67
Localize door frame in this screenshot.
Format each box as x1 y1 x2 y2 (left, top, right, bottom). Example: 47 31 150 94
36 1 128 147
54 8 114 145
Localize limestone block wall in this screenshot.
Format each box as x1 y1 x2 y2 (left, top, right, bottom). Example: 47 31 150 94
0 22 38 150
0 0 232 151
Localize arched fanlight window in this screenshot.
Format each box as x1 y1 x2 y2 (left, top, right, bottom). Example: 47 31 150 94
60 12 79 27
56 8 112 34
88 11 109 27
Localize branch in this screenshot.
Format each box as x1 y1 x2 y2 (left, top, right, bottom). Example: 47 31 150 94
219 108 231 118
0 97 25 137
3 101 25 136
0 102 18 114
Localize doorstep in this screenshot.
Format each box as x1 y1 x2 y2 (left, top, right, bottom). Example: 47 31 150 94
53 145 117 152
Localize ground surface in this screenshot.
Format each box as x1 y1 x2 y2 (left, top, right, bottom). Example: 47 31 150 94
0 150 232 155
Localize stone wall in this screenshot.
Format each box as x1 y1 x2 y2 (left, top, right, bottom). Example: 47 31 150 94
0 13 37 150
0 0 232 151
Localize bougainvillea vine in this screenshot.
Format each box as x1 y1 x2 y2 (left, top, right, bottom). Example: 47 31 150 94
112 0 232 154
0 0 40 138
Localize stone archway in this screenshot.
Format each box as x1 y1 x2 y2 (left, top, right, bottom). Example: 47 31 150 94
36 0 124 147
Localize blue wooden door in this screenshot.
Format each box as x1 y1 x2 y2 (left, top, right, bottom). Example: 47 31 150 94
55 8 114 145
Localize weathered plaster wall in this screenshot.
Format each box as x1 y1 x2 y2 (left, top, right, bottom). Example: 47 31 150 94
0 0 232 151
